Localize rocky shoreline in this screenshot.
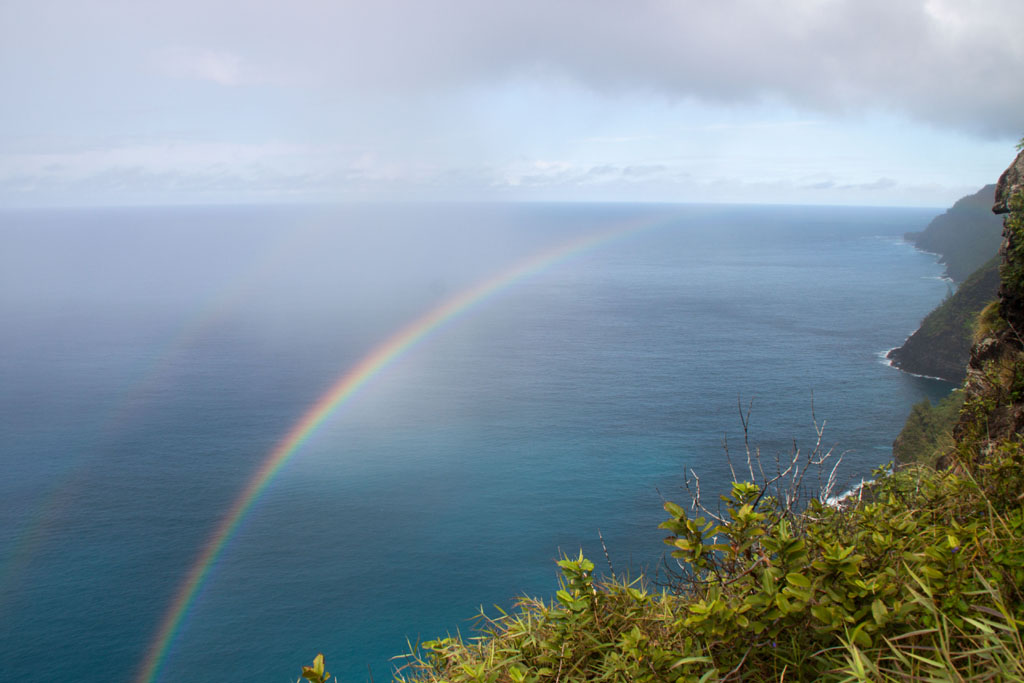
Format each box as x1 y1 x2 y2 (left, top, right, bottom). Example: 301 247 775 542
886 185 1003 383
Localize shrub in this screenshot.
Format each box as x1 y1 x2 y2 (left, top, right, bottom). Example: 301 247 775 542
390 440 1024 682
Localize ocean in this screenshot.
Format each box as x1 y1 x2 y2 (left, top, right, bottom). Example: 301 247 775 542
0 202 955 682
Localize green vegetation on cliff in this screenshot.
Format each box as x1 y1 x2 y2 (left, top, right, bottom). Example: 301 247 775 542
905 185 1003 283
892 390 964 467
887 184 1005 381
382 457 1024 682
885 181 1006 382
886 258 999 382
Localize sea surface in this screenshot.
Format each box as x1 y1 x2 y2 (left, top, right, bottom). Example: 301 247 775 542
0 202 955 682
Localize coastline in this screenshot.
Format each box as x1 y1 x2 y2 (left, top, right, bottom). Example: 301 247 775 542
877 347 953 382
882 236 952 380
882 227 1000 385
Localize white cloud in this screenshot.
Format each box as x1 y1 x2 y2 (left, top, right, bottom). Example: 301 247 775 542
160 0 1018 137
7 1 1023 135
155 47 245 86
0 138 994 208
0 141 311 178
578 136 658 144
0 1 1019 205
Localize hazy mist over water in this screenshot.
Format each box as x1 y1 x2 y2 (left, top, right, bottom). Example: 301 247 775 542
1 202 955 682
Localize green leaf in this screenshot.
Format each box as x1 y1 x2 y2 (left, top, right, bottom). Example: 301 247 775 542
301 654 329 683
669 655 713 669
851 624 872 649
783 585 812 603
786 572 811 589
664 501 686 518
698 669 721 683
871 598 888 625
810 605 832 623
744 592 770 608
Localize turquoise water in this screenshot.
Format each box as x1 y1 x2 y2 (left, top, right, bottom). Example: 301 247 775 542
0 203 954 682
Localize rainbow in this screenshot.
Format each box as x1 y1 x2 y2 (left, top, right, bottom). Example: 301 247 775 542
134 216 657 683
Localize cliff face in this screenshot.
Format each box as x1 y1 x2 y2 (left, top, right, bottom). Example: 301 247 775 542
892 389 964 466
886 257 999 382
886 185 1002 382
953 149 1024 467
993 150 1024 214
993 150 1024 332
906 184 1004 282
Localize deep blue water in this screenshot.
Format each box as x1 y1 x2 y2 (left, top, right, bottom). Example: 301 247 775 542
0 202 955 682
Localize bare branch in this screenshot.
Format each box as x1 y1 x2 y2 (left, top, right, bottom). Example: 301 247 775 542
723 433 738 482
597 528 615 580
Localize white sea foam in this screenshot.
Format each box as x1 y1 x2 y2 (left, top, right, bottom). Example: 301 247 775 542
876 348 898 368
825 465 893 507
877 347 952 381
875 235 914 248
880 351 950 381
825 480 869 507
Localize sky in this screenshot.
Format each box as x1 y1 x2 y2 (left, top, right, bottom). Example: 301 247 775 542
1 0 1022 208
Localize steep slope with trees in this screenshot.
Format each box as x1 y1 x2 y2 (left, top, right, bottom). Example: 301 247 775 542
904 184 1003 282
887 257 999 382
887 186 1004 382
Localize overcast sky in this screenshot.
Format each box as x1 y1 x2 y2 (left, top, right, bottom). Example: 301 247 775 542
1 0 1022 207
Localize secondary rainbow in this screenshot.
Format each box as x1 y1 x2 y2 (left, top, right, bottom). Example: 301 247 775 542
134 217 655 683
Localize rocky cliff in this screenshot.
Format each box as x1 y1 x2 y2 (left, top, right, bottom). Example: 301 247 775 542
887 185 1003 382
953 148 1024 468
905 184 1004 282
886 257 999 382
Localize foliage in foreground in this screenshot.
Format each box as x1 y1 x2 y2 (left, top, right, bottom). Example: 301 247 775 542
386 442 1024 682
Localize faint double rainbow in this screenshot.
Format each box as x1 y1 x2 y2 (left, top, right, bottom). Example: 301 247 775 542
134 215 662 683
0 213 332 611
